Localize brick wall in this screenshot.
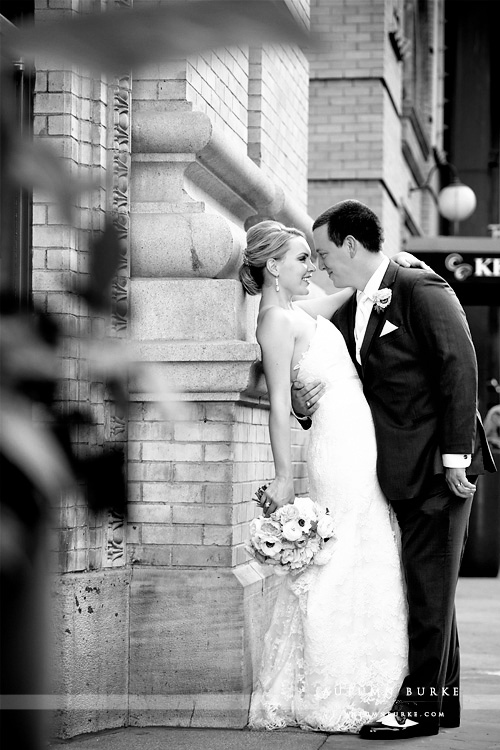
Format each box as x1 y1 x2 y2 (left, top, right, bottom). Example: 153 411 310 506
248 0 310 205
308 0 391 222
33 33 111 574
309 0 385 80
187 49 250 147
308 0 443 243
249 43 309 208
126 401 309 571
308 78 385 183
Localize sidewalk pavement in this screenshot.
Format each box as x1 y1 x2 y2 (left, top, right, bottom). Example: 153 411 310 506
48 576 500 750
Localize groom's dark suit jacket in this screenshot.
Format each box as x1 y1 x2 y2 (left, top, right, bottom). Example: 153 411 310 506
329 261 496 502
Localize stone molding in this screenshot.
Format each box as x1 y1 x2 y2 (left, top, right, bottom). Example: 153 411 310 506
111 74 132 334
132 109 313 248
104 64 132 569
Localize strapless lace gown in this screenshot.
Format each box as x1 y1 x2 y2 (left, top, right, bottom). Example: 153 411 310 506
249 315 408 732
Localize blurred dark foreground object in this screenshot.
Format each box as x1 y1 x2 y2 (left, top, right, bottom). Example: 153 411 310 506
0 457 51 750
0 294 127 750
3 1 311 76
0 291 128 515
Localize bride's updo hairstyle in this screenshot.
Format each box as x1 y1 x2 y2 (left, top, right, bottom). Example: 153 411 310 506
239 220 306 295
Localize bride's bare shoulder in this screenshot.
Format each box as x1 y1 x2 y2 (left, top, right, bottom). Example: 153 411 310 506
256 306 294 345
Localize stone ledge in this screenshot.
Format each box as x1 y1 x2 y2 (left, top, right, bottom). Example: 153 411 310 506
128 391 267 403
131 201 205 214
130 340 259 362
129 340 266 400
130 360 258 397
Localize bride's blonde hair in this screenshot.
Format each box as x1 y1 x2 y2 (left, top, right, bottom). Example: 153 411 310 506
239 220 306 296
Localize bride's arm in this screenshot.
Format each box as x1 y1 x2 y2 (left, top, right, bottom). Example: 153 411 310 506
257 308 296 515
295 287 353 320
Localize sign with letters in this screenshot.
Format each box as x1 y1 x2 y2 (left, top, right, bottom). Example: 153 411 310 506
444 253 500 281
403 238 500 305
414 252 500 305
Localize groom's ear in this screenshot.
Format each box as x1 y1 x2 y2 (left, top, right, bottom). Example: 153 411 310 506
345 235 357 258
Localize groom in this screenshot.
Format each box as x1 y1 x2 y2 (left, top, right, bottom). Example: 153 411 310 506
292 200 496 740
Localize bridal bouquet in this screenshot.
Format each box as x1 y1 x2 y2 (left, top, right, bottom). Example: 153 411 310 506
246 493 335 576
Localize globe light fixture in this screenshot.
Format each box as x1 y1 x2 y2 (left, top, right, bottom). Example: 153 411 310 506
437 180 477 222
410 160 477 224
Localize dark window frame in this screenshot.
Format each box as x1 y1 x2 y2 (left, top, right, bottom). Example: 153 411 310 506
1 5 35 309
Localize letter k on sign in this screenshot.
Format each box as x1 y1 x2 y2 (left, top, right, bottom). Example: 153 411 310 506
474 257 500 276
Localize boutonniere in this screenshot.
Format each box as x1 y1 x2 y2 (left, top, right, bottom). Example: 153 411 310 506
372 288 392 314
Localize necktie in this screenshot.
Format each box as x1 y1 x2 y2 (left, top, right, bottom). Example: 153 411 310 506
354 291 373 364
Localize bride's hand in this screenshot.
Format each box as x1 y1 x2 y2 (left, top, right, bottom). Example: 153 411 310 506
260 477 294 517
393 251 432 270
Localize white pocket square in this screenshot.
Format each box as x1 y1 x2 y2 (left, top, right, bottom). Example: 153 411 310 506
380 320 398 337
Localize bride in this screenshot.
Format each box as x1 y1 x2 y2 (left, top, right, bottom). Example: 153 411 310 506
239 220 421 733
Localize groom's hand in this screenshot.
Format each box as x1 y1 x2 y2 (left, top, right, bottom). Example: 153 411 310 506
291 379 325 416
445 467 476 498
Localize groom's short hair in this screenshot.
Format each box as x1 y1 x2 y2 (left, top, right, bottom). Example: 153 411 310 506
313 200 384 253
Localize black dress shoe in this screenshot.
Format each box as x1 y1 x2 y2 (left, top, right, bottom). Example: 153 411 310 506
439 711 460 728
440 717 460 728
359 711 439 740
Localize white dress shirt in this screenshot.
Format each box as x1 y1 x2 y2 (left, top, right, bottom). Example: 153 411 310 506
354 255 470 469
354 255 390 364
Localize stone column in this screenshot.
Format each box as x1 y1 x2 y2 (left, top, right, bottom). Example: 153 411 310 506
126 80 310 726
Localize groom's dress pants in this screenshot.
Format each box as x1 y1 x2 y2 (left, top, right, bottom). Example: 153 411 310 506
391 475 474 719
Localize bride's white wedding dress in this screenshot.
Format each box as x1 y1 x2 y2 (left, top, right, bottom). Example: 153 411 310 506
249 315 408 733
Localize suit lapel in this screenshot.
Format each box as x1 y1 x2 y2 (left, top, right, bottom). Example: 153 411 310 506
333 292 360 373
346 293 357 364
359 261 399 369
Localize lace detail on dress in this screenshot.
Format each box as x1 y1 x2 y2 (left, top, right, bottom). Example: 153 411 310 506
292 319 318 374
249 315 408 733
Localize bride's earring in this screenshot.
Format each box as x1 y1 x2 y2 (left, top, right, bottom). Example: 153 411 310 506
275 274 280 292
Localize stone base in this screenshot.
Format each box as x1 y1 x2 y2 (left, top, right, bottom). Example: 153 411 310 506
49 563 279 738
49 570 131 739
128 563 279 728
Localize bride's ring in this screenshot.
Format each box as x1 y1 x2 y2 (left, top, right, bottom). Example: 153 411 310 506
306 400 311 408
